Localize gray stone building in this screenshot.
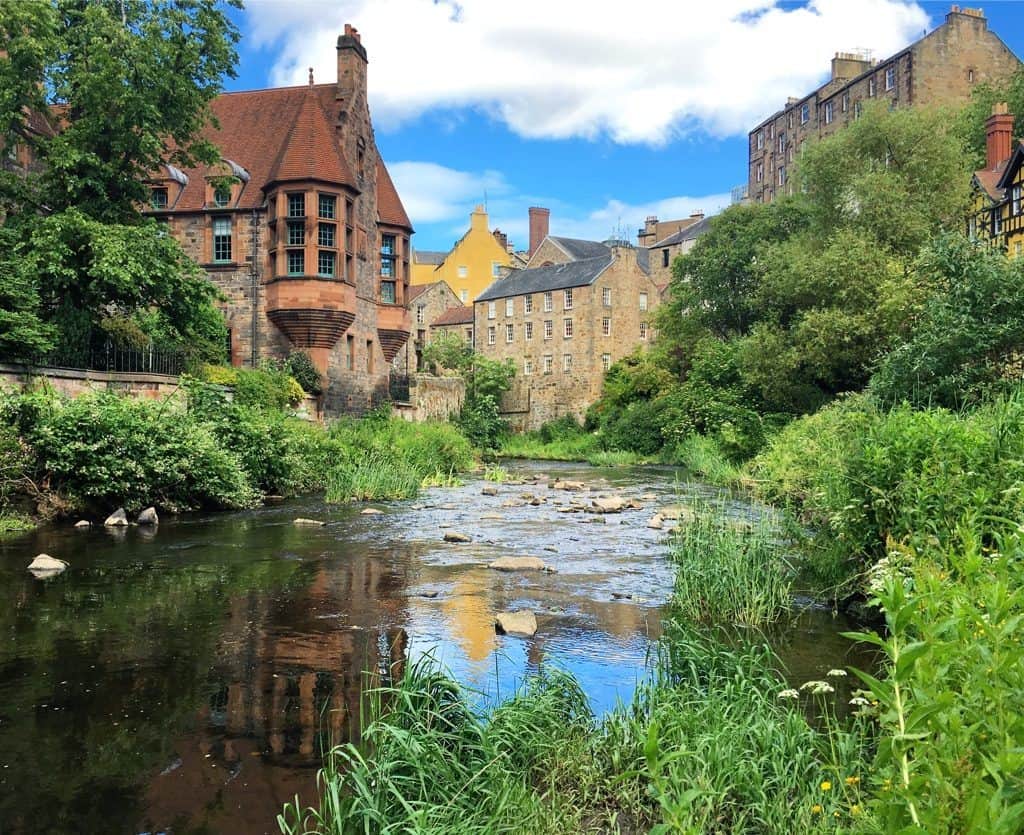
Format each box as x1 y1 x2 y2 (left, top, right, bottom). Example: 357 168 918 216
392 280 462 373
748 6 1020 203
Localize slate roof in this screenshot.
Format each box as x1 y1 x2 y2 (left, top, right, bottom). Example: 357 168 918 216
651 215 713 247
549 236 612 260
636 246 650 275
476 255 612 302
431 305 475 326
413 250 447 265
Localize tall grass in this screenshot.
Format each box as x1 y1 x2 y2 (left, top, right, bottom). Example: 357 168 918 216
669 506 793 627
324 452 423 502
498 430 602 461
668 433 742 485
584 449 643 467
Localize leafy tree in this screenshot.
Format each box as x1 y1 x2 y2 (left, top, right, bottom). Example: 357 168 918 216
871 234 1024 408
957 67 1024 168
0 0 241 362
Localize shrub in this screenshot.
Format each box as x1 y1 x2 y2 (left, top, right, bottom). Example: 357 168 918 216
286 350 323 395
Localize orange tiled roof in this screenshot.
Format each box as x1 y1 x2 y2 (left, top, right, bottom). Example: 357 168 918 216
974 159 1010 202
377 156 412 231
266 86 354 189
431 306 474 326
407 282 434 301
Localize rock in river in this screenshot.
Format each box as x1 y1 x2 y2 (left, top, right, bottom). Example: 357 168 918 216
104 508 128 527
481 485 498 496
360 508 384 515
488 556 551 572
293 518 326 526
137 507 158 526
73 520 91 529
495 611 537 637
647 514 664 530
28 554 68 578
443 531 472 543
591 496 626 513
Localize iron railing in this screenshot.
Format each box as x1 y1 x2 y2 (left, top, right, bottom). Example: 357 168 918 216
389 373 411 403
35 341 186 376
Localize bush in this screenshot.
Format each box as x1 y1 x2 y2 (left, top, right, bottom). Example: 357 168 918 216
200 363 305 410
286 351 323 396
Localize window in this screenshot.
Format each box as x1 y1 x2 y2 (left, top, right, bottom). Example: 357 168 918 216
756 163 764 183
1016 241 1023 258
824 101 834 124
564 318 573 338
487 326 496 345
505 298 514 317
213 217 232 262
602 288 612 307
366 340 373 373
150 187 168 210
968 68 975 83
601 317 611 336
662 249 670 268
458 265 468 278
800 103 810 124
213 185 231 207
778 133 786 153
563 288 573 310
855 100 863 119
492 261 502 278
756 130 764 150
287 220 304 246
993 208 1003 235
381 234 396 278
380 281 396 304
543 320 553 340
640 321 648 340
563 354 572 372
778 166 786 186
885 66 896 91
524 359 533 375
318 251 336 277
287 249 304 275
543 291 552 312
466 327 474 344
460 289 468 303
842 92 849 113
319 194 336 219
1013 184 1022 216
639 292 648 311
601 353 611 371
543 355 553 374
415 305 425 325
487 301 496 319
288 193 305 217
346 335 354 370
768 123 775 140
524 294 533 313
525 321 533 340
506 323 514 343
318 223 335 248
868 77 876 97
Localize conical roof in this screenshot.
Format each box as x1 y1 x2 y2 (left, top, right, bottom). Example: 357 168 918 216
266 86 355 188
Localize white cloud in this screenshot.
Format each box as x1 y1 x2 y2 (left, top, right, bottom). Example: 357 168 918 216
388 158 730 249
243 0 930 144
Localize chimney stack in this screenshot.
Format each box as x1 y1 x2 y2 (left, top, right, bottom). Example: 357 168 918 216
493 228 508 250
528 206 549 257
985 102 1014 169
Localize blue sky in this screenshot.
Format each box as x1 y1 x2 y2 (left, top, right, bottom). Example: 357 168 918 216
226 1 1024 252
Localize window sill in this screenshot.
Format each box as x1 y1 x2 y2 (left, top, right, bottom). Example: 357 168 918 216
204 262 238 271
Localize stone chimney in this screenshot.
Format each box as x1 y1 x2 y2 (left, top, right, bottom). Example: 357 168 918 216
493 228 508 250
335 24 370 183
831 52 874 82
528 206 549 257
986 102 1014 168
637 215 659 247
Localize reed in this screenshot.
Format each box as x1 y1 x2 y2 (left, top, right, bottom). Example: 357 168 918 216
324 452 422 503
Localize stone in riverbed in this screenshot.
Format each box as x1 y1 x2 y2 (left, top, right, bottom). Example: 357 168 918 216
591 496 626 513
495 611 537 637
104 508 129 527
137 507 158 526
549 480 586 491
360 508 384 515
488 556 551 572
647 514 664 530
73 520 91 529
28 554 68 578
659 505 695 524
443 531 472 543
481 485 498 496
293 518 326 527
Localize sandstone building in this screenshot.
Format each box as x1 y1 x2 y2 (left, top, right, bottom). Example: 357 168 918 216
392 280 462 373
474 243 660 430
970 103 1024 257
145 26 413 414
430 306 476 346
637 212 710 292
748 6 1019 204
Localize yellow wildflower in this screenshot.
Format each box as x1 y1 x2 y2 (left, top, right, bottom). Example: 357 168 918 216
851 804 862 816
845 776 860 786
812 805 823 815
821 781 832 791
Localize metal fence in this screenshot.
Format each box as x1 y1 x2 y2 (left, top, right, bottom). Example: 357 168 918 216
389 373 411 403
37 342 186 376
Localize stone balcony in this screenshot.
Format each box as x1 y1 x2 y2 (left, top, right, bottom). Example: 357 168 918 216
376 303 411 363
265 277 356 353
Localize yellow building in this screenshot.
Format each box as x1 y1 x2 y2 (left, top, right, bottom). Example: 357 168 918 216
970 103 1024 258
410 205 512 304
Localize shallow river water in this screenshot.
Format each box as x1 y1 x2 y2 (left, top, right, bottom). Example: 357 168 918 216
0 461 866 834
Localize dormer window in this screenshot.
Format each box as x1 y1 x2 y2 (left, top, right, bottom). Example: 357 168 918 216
213 185 231 207
150 187 168 210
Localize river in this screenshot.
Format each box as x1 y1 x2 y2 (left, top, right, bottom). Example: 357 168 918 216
0 461 865 834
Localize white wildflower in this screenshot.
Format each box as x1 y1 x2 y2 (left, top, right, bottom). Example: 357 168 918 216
827 669 847 678
777 689 799 700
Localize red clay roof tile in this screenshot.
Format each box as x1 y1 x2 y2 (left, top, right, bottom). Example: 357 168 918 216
377 157 412 231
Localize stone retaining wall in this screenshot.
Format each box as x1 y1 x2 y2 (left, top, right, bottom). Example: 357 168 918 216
392 373 465 423
0 363 185 402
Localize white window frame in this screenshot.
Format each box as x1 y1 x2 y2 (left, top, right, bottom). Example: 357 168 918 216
543 355 553 374
505 323 514 343
525 321 533 341
524 359 533 375
602 317 611 336
841 93 849 113
487 301 496 320
778 166 786 186
524 294 533 314
563 288 573 310
756 163 764 183
487 326 496 345
868 77 876 97
756 130 764 150
564 318 573 338
563 354 572 373
885 66 896 91
543 320 553 340
460 289 468 303
800 103 809 124
492 261 501 278
639 292 648 312
543 291 553 312
458 265 468 278
824 101 833 124
602 287 612 307
601 354 611 371
640 322 648 341
505 298 514 317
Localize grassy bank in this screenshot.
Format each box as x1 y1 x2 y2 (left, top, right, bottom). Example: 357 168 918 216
0 380 475 523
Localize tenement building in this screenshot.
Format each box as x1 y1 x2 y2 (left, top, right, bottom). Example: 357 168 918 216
474 243 660 430
145 25 413 413
748 6 1019 203
969 103 1024 257
637 212 711 292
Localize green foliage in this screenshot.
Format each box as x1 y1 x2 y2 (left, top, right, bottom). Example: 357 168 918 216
957 67 1024 168
871 234 1024 409
199 363 305 410
667 433 742 485
499 427 602 462
420 331 473 374
325 451 422 502
285 351 323 396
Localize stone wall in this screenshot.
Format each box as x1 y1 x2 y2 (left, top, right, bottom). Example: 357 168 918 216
0 363 186 403
393 281 462 373
391 374 465 423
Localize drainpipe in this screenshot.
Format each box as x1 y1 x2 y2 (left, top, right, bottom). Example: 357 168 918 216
250 208 260 368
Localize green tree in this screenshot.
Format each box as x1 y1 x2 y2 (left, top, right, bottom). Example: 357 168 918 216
957 67 1024 169
0 0 241 363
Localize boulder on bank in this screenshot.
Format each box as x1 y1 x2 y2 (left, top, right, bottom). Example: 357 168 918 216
443 531 472 543
659 504 695 524
495 611 537 637
550 480 586 491
104 508 128 527
137 507 158 526
28 554 68 578
293 518 326 527
488 556 551 572
647 514 664 530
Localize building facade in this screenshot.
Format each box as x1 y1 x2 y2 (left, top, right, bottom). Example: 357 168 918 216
474 244 660 430
748 6 1019 204
970 103 1024 257
410 205 512 304
392 280 462 373
639 213 710 291
145 26 412 414
429 305 475 346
